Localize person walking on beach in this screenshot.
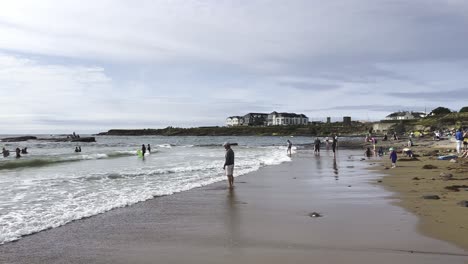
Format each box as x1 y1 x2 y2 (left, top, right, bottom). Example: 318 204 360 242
389 147 397 168
223 142 235 188
455 128 464 154
286 140 292 156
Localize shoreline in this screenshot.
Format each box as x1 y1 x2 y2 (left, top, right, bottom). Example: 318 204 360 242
373 137 468 251
1 150 466 263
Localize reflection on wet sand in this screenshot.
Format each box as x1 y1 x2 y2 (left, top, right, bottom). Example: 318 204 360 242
333 158 338 180
225 188 241 253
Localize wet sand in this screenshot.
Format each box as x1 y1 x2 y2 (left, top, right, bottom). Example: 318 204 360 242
1 150 467 264
375 137 468 251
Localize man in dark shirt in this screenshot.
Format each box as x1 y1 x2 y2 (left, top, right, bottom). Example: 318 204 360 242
223 142 235 188
141 144 146 158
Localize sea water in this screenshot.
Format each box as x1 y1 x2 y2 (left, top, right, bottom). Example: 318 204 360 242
0 135 313 244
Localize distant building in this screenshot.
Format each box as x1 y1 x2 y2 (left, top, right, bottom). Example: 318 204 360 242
326 117 331 123
226 116 245 127
243 113 268 126
343 116 352 126
385 111 426 120
267 111 309 126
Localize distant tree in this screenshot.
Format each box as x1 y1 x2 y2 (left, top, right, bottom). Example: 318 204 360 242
459 106 468 113
430 106 452 116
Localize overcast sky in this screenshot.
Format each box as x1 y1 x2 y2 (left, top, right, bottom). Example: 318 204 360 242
1 0 468 133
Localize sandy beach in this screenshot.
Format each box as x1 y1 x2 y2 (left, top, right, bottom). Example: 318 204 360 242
375 137 468 251
1 149 467 264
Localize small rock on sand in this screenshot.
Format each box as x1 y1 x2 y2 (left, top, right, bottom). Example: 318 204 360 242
439 172 453 181
309 212 322 217
412 177 420 180
449 159 457 163
422 195 440 200
422 164 438 169
458 201 468 207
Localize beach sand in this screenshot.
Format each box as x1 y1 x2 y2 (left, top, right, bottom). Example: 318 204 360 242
375 137 468 251
1 150 467 264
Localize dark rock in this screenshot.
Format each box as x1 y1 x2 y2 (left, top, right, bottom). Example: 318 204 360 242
422 164 438 169
71 137 96 142
309 212 322 217
444 185 468 192
1 136 37 142
458 200 468 207
377 180 382 183
36 137 96 142
412 177 420 180
422 195 440 200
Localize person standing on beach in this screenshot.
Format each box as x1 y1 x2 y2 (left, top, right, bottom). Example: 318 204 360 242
332 136 337 158
223 142 235 188
455 128 464 154
365 147 373 158
314 138 321 154
389 148 397 168
286 140 292 156
147 144 151 153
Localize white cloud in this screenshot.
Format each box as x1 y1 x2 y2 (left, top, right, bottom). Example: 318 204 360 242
1 1 468 132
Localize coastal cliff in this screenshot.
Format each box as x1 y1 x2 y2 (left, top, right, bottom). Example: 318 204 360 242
98 123 370 137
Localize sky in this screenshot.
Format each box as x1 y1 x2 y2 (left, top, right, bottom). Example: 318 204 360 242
1 0 468 133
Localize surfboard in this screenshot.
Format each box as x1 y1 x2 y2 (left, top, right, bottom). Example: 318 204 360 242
137 150 143 158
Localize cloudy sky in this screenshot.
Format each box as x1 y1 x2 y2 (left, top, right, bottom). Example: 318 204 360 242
1 0 467 133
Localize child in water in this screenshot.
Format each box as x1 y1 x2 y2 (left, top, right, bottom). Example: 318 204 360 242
389 147 397 168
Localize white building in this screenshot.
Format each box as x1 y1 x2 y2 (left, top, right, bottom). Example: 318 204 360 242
385 111 426 120
225 116 245 127
267 112 309 126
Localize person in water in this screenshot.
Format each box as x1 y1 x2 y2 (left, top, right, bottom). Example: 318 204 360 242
142 144 146 157
2 147 10 157
15 147 21 158
286 140 292 156
223 142 235 188
147 144 151 153
21 147 28 154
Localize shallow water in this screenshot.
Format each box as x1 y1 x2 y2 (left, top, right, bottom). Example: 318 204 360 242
0 135 318 244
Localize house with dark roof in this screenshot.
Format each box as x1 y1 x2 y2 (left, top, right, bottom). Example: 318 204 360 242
385 111 426 121
243 113 269 126
267 111 309 126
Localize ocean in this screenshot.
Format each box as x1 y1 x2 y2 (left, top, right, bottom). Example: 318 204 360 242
0 135 315 244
